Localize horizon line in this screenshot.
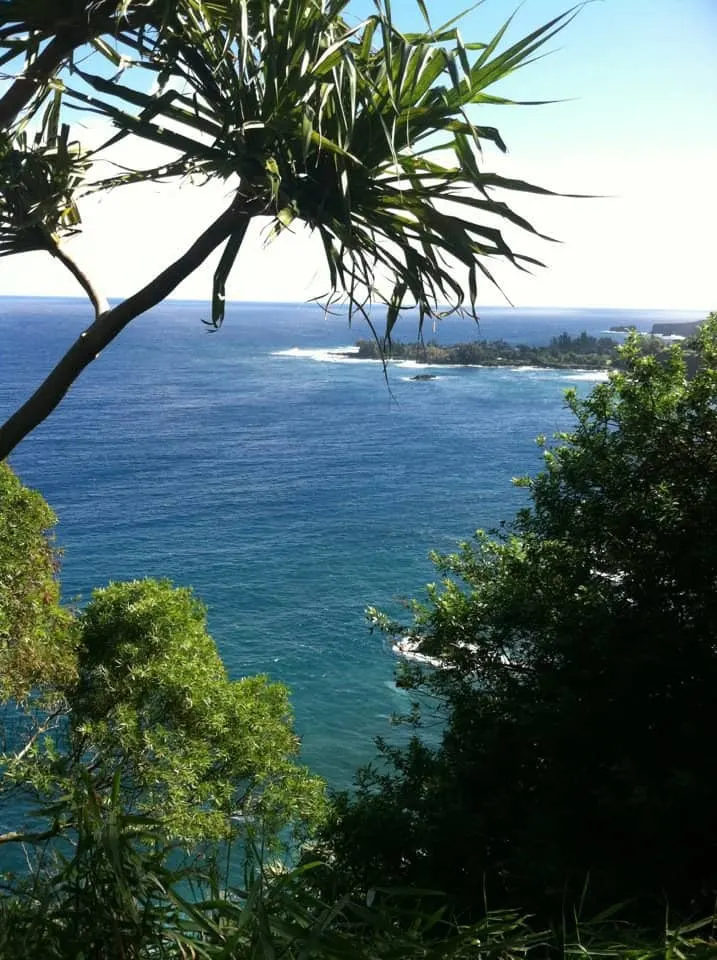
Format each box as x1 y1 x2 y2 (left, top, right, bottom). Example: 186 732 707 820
0 295 709 315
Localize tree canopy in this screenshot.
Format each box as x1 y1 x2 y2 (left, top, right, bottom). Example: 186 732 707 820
323 316 717 921
69 579 326 841
0 468 325 848
0 462 74 702
0 0 577 458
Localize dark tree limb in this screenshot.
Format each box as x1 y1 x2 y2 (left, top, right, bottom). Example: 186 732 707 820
51 241 110 317
0 5 161 131
0 825 60 846
0 195 260 460
0 34 78 130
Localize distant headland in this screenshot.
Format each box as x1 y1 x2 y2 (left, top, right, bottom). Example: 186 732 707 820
650 319 703 337
343 325 703 372
610 320 704 339
610 320 703 339
347 332 623 370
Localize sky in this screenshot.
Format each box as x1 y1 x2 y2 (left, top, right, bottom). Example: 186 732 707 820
1 0 716 311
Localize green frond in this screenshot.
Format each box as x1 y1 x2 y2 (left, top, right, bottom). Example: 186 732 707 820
0 93 89 257
3 1 581 331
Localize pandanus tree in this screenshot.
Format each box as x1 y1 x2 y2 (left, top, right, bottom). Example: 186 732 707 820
0 0 577 460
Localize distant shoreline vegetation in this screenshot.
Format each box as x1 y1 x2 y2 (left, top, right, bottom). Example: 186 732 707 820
349 331 626 370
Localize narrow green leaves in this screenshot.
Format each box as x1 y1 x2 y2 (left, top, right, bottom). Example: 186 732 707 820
211 219 251 328
1 0 582 339
0 96 88 257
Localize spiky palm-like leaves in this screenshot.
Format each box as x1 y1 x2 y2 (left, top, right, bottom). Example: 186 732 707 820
0 94 87 256
0 0 580 458
63 0 577 333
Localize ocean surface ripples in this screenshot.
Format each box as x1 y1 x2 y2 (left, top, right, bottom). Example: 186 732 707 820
1 299 702 786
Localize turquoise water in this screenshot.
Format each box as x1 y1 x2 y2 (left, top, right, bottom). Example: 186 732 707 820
1 299 703 787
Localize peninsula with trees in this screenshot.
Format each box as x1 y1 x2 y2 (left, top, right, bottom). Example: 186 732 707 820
351 330 631 369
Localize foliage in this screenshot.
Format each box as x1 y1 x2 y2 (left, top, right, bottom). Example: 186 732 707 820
0 462 74 702
2 763 543 959
0 772 189 960
70 578 326 842
61 0 571 327
352 330 630 369
3 776 714 960
0 467 324 851
0 98 87 258
322 316 717 922
0 0 580 458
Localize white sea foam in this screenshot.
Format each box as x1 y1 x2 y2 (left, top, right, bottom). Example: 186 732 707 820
562 371 610 382
392 636 488 670
272 346 453 369
392 637 445 669
271 345 378 364
394 359 469 370
272 348 610 383
393 359 432 369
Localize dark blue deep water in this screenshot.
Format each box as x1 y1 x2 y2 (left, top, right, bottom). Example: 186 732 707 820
0 299 703 787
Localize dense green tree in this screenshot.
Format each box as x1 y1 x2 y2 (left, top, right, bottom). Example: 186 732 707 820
0 462 74 702
0 468 324 849
0 0 576 459
324 316 717 921
5 769 713 959
69 578 325 841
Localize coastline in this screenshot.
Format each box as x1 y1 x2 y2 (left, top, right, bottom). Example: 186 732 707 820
343 332 624 371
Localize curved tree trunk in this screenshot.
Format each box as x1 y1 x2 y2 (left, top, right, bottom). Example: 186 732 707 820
0 199 256 460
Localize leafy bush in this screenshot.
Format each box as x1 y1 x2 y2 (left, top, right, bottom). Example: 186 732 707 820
5 776 713 959
324 317 717 923
0 463 74 702
1 468 325 862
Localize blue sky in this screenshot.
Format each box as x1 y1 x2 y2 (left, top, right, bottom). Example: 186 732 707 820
2 0 716 310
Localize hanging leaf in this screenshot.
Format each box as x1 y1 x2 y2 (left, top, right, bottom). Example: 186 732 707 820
210 221 251 329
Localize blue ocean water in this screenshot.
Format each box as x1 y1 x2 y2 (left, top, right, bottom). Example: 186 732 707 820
0 299 704 787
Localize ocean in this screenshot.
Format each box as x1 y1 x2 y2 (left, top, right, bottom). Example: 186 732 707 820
0 299 704 788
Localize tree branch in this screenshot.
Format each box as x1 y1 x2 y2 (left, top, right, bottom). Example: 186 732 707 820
0 34 78 130
10 706 66 765
0 195 260 460
51 241 110 318
0 5 161 130
0 825 60 846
